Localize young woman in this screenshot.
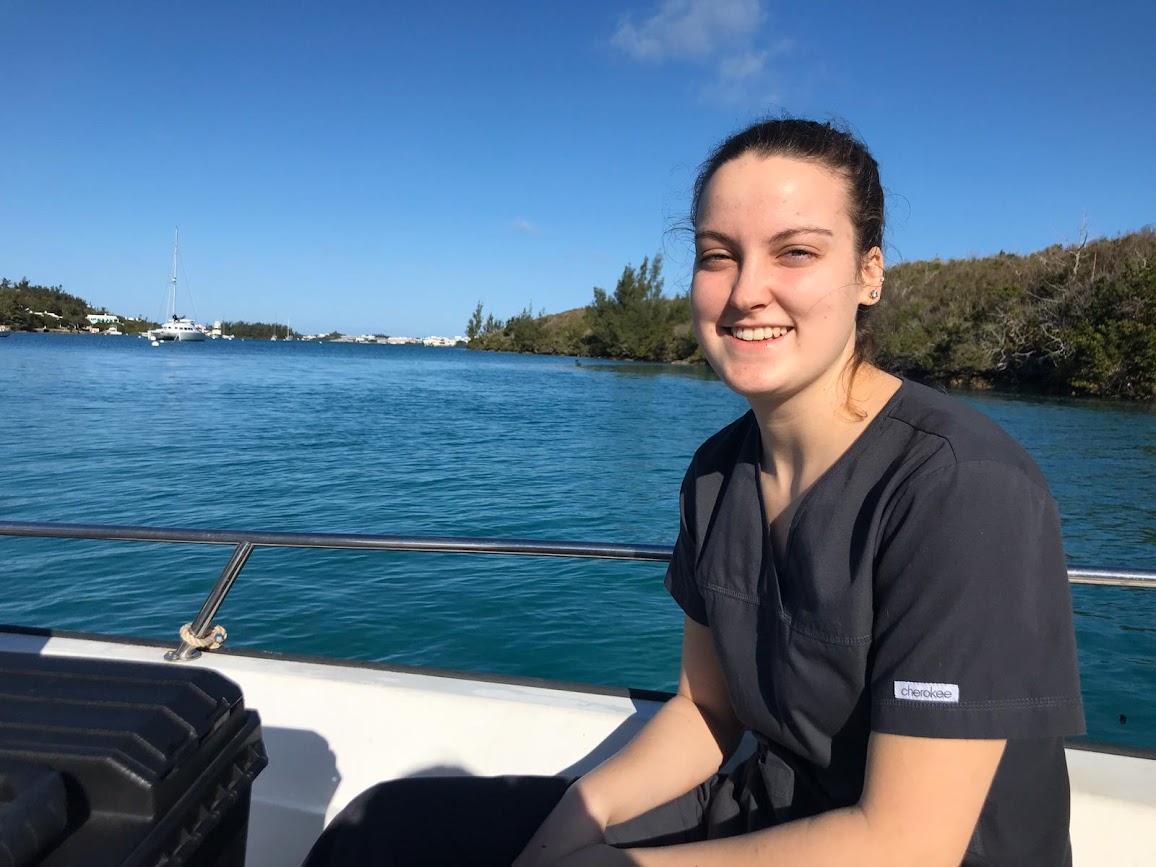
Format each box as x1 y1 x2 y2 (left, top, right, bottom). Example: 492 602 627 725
303 119 1085 866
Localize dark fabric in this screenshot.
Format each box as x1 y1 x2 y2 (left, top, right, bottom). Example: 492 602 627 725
301 775 727 866
300 776 573 867
663 378 1084 864
870 461 1085 739
967 738 1074 866
305 380 1083 866
604 761 789 846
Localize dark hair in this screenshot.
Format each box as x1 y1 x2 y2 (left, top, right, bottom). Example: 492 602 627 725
692 118 885 382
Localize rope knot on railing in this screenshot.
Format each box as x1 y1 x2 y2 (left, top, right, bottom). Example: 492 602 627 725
179 622 228 651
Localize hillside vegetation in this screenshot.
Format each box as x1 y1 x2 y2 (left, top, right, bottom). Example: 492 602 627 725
220 321 297 340
468 230 1156 400
0 279 294 339
0 278 138 331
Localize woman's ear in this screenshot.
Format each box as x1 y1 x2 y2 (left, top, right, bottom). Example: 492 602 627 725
859 246 885 305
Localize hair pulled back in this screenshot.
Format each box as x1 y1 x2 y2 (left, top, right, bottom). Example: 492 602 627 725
691 118 885 379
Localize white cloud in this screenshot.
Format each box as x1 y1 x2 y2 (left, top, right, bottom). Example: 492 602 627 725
705 39 792 105
718 50 766 81
611 2 790 107
511 218 538 235
612 0 763 64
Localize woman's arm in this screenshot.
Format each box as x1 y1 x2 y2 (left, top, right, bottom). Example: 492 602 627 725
574 732 1004 867
513 616 743 866
578 615 745 826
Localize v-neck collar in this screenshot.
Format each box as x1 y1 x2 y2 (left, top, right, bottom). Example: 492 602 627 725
743 379 910 584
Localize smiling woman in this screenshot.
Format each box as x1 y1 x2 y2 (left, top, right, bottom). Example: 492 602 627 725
689 153 882 410
301 119 1085 867
689 119 886 405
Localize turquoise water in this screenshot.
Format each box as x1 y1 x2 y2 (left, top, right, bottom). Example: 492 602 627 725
0 333 1153 749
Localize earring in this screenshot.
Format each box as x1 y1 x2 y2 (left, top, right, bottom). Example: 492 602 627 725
869 289 880 299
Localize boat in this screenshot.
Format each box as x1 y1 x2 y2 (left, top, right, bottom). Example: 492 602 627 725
0 325 11 337
0 520 1152 866
150 315 204 342
146 229 206 343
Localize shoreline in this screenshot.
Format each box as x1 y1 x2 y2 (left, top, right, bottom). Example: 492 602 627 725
464 347 1156 405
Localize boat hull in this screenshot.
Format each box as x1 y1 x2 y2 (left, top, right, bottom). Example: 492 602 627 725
147 323 205 341
1 625 1152 867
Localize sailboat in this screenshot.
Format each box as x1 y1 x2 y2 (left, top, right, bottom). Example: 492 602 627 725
147 229 205 343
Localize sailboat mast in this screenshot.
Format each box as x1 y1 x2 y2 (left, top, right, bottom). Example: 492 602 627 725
169 228 179 320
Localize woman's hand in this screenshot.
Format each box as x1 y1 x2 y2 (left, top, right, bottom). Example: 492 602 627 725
512 784 608 867
516 617 739 866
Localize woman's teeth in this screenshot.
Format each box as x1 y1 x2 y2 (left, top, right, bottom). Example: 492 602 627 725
732 326 790 341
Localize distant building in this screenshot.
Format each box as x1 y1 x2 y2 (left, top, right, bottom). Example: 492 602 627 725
85 314 120 324
421 335 465 347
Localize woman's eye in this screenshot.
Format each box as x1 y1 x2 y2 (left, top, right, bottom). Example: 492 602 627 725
696 252 730 267
784 248 815 259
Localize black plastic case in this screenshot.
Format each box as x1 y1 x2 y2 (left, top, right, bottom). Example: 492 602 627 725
0 651 267 866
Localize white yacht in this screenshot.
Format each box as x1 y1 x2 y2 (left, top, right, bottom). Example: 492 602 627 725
146 229 206 343
152 315 205 342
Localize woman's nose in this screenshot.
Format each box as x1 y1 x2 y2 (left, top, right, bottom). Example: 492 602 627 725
728 259 773 313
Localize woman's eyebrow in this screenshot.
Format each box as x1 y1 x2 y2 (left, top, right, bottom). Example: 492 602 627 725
695 226 835 246
694 229 736 246
769 226 835 244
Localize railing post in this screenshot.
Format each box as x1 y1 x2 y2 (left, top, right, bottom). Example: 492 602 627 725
165 541 255 661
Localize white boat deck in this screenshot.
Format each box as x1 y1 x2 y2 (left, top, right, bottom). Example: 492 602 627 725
2 628 1153 866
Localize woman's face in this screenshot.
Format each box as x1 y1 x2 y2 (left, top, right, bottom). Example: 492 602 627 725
691 153 881 406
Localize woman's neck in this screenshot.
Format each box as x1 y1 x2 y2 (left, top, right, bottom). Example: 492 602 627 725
752 365 901 494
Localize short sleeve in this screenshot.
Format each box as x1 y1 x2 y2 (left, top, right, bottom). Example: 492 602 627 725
870 461 1085 739
664 470 709 625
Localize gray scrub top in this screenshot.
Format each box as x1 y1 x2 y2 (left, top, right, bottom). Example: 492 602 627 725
665 379 1085 864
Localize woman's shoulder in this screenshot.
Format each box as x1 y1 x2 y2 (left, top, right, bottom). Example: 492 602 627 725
687 410 759 475
881 380 1049 490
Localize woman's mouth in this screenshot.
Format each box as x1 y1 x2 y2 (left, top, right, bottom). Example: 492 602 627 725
729 326 792 342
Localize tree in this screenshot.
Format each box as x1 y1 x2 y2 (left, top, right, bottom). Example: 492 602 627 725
586 254 684 360
466 302 484 341
1056 260 1156 399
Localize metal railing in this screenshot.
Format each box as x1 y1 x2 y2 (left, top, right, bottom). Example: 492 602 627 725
1 520 1152 661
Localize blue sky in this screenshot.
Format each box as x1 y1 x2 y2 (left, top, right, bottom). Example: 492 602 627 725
2 0 1153 337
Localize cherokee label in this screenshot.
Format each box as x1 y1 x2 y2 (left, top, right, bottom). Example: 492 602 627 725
894 681 960 703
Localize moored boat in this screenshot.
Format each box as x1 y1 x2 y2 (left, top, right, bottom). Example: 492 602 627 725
146 229 206 343
150 314 205 342
0 521 1152 866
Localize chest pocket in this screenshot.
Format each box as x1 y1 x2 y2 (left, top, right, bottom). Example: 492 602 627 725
691 444 876 768
697 539 874 768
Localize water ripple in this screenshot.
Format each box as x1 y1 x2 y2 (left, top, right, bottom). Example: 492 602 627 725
0 335 1152 748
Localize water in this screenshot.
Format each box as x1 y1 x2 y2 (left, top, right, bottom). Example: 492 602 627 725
0 333 1153 749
